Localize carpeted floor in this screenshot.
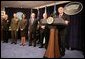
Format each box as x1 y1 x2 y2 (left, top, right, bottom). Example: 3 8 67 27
1 39 84 58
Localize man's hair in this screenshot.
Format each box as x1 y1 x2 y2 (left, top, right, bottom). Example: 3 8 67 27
58 7 64 10
31 13 35 16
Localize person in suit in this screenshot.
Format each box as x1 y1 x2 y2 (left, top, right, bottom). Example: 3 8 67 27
1 17 3 41
39 13 50 48
1 11 9 43
36 21 41 44
57 7 70 57
28 13 38 47
9 13 19 44
19 14 27 46
1 11 5 41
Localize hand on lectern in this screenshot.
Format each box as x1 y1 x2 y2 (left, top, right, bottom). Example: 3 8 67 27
65 20 69 25
16 29 18 31
41 25 45 29
21 29 23 31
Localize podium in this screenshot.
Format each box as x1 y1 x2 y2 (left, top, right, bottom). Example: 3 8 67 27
42 17 66 58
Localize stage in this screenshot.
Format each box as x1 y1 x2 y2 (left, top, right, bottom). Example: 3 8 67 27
1 39 84 58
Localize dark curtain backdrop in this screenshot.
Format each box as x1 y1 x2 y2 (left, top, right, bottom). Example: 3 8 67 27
39 8 45 19
47 6 54 17
5 1 84 51
68 1 84 51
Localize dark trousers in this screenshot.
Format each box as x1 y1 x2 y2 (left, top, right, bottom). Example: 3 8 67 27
36 29 40 44
40 29 49 48
65 28 69 49
1 29 3 41
3 30 9 42
59 28 68 55
29 31 36 46
11 31 17 43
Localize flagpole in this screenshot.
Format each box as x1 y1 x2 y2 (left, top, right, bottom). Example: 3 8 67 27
37 8 39 20
45 6 47 14
54 2 56 18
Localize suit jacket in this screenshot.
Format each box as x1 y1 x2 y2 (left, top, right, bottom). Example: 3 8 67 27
57 13 70 21
1 19 9 31
19 19 27 30
29 18 38 33
19 19 27 36
40 19 49 32
10 18 19 31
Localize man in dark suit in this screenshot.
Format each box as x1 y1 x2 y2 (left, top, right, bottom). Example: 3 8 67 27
28 13 38 47
1 11 9 43
57 7 70 57
39 13 50 48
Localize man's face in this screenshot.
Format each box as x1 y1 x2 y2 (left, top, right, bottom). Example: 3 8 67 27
43 13 47 19
1 11 6 19
31 13 35 18
1 11 6 16
22 14 25 19
58 7 64 14
13 13 17 18
5 14 8 20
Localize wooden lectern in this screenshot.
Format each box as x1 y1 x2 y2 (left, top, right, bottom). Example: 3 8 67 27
42 17 66 58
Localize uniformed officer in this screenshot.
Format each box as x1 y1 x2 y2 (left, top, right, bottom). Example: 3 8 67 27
1 11 9 43
9 13 19 44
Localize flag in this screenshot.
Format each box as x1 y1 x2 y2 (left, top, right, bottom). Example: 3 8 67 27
30 9 32 18
45 6 47 14
37 8 39 20
54 4 56 14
